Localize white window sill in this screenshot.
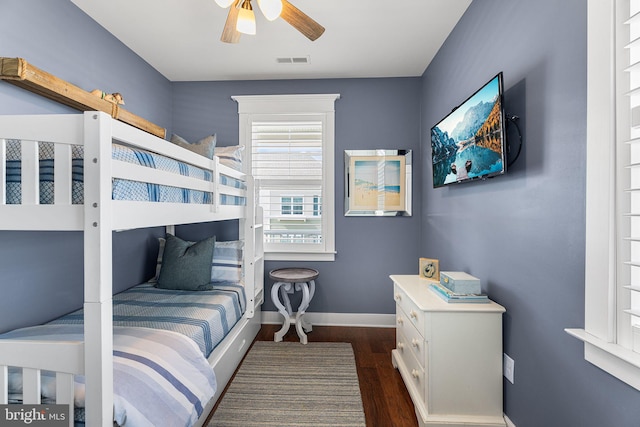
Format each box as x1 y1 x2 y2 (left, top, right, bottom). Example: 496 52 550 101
565 328 640 390
265 251 336 262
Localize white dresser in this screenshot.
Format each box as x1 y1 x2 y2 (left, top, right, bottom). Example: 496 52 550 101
391 275 507 427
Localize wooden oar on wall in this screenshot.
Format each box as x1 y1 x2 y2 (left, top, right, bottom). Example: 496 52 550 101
0 57 166 139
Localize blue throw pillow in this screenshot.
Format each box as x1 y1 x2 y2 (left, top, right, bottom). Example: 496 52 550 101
211 240 243 283
157 234 215 290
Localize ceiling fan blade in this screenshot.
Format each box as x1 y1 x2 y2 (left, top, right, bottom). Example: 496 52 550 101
280 0 325 41
220 0 242 43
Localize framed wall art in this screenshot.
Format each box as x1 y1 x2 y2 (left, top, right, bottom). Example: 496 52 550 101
344 149 412 216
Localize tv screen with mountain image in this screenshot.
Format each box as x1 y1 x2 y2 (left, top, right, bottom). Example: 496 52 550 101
431 73 506 188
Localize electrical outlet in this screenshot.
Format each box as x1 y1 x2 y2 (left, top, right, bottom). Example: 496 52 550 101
503 353 515 384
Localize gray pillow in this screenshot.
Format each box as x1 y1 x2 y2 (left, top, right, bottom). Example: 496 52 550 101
214 145 244 171
170 133 217 159
157 234 216 291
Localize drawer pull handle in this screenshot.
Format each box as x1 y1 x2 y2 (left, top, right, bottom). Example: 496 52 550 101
410 310 418 319
397 342 405 350
397 316 404 325
411 338 420 348
411 369 420 379
395 294 402 301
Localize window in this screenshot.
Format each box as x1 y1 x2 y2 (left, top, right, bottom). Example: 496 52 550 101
281 197 304 216
232 94 339 261
313 196 321 217
567 0 640 391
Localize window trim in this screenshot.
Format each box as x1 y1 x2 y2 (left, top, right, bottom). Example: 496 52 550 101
232 94 340 262
566 0 640 391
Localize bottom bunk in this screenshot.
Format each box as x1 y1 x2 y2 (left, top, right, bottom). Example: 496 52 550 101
0 280 262 427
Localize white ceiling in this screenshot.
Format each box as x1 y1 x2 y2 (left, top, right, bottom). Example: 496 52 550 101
70 0 472 82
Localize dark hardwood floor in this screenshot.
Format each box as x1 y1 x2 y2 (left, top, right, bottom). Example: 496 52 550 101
209 324 419 427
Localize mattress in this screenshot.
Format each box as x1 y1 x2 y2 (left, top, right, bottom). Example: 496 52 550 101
49 281 246 358
4 140 246 206
1 282 245 426
3 324 218 427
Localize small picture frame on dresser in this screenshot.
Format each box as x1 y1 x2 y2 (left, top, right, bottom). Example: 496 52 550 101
419 258 439 280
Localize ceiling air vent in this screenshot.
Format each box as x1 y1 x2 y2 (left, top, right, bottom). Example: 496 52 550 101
276 56 310 64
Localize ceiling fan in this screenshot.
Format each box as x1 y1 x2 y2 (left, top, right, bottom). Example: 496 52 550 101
216 0 325 43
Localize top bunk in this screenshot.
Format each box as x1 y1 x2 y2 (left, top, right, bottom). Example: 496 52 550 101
0 111 248 231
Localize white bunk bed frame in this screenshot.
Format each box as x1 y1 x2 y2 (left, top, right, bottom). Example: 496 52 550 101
0 111 265 427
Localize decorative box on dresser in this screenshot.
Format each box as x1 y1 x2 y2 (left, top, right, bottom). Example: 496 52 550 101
390 275 507 427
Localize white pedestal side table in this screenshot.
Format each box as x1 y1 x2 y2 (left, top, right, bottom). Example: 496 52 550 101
269 267 319 344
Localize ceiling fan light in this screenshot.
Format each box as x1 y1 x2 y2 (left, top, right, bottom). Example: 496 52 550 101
237 0 256 35
215 0 235 8
257 0 282 21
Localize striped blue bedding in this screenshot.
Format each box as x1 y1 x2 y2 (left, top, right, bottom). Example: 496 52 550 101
4 140 246 206
50 281 246 358
1 281 246 426
3 324 217 427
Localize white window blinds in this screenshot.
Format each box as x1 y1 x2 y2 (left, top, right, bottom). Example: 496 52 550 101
233 93 338 261
251 120 325 248
568 0 640 392
624 1 640 350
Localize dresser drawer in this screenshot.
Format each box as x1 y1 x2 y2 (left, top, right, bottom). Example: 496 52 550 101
396 305 426 369
395 329 426 402
394 283 425 336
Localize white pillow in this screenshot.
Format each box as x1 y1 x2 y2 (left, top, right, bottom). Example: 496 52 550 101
214 145 244 171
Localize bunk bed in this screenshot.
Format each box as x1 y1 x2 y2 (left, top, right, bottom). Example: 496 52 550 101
0 111 265 427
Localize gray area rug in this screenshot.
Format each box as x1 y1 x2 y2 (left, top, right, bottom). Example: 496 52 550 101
208 341 366 426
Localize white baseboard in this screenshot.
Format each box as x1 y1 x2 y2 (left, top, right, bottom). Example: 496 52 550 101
504 415 516 427
261 311 396 328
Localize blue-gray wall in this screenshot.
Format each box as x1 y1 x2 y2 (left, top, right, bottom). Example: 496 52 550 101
0 1 173 125
0 0 172 331
0 1 422 325
172 79 422 314
421 1 640 426
2 0 639 426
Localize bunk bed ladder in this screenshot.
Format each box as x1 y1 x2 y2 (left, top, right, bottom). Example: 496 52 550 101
241 175 264 318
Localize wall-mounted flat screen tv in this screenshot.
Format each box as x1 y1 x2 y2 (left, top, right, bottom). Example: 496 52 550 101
430 72 506 188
